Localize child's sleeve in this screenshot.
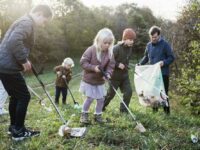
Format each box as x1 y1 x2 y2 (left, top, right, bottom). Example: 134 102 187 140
113 46 120 69
80 47 96 71
7 21 33 65
139 45 149 65
66 70 72 82
54 66 62 78
54 66 60 72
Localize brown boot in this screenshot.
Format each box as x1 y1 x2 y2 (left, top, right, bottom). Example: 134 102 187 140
94 114 105 123
80 112 90 124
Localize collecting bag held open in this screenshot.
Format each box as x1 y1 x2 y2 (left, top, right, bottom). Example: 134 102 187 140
134 63 168 107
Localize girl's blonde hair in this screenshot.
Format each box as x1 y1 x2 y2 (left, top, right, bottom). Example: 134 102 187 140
93 28 115 62
62 57 74 67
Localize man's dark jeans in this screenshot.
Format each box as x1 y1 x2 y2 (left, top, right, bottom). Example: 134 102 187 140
0 72 30 130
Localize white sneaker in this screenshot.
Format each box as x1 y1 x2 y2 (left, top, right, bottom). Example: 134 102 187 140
0 108 8 115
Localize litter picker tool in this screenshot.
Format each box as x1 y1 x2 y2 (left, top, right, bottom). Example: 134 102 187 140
32 64 68 129
28 85 52 112
99 67 146 133
27 85 43 104
32 64 86 137
63 78 81 110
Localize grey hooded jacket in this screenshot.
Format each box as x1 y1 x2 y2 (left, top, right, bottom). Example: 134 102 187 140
0 14 35 74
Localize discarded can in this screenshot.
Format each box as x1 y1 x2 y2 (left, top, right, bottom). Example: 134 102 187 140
191 134 198 143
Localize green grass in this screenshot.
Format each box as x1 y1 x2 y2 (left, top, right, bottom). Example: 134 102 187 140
0 65 200 149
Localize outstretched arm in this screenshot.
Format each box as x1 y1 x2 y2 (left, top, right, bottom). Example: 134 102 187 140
139 46 149 65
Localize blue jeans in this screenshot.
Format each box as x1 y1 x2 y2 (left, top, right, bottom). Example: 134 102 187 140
55 86 68 104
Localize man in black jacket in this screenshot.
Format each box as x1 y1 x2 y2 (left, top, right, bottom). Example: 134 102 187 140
103 28 136 113
0 4 52 141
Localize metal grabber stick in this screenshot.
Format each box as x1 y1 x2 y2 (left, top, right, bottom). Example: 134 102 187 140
99 67 146 132
31 64 67 124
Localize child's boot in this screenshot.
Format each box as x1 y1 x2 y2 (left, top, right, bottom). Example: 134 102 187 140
152 106 158 113
80 112 90 124
94 114 105 123
62 99 67 105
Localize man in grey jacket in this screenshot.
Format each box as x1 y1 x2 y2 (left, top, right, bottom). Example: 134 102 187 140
0 4 52 141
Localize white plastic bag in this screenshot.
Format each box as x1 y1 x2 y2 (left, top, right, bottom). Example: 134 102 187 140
58 125 87 137
134 63 168 107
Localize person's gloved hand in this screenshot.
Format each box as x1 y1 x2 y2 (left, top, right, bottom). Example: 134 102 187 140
136 63 141 66
159 61 164 67
118 63 125 70
62 75 66 79
22 60 32 72
103 72 111 80
57 71 61 76
105 73 111 79
95 65 100 73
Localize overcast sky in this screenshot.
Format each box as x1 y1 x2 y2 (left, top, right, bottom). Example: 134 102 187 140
80 0 188 21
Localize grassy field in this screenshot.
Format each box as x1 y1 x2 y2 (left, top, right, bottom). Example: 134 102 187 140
0 63 200 150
